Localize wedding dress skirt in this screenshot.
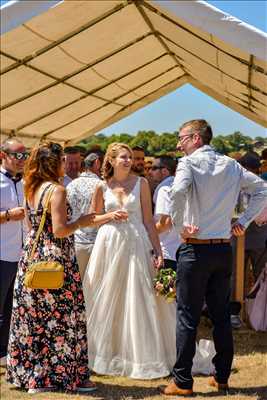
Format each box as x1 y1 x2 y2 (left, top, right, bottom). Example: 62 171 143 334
83 179 176 379
83 178 214 379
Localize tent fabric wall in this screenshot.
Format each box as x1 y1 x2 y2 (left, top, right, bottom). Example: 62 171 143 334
1 0 266 146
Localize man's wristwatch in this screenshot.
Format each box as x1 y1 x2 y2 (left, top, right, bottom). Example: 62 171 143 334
5 209 10 222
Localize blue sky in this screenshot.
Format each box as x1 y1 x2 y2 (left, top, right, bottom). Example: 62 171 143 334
103 0 267 138
1 0 266 138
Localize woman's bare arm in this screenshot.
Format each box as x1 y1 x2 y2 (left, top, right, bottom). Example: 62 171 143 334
155 215 172 234
90 184 104 214
140 178 163 266
24 203 32 232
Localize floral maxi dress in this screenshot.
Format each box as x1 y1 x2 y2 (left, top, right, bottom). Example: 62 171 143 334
6 184 90 391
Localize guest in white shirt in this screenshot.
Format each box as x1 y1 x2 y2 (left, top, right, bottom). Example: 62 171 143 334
67 153 101 279
64 146 82 181
0 138 27 363
150 156 180 271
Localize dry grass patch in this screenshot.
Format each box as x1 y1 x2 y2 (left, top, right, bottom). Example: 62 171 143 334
1 322 266 400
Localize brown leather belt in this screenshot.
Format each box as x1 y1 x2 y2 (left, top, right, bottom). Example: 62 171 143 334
185 238 230 244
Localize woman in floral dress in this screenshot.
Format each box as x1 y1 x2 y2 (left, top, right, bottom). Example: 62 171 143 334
6 142 96 394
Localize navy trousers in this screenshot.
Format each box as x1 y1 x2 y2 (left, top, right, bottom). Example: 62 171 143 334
163 258 177 272
173 243 234 389
0 260 18 358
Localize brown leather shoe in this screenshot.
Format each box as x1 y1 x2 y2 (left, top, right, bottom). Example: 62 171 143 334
160 380 193 396
209 376 229 391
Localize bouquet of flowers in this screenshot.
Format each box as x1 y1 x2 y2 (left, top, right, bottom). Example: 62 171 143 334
153 268 176 303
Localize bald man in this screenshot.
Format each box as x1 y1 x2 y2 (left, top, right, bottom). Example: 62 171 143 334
0 138 27 365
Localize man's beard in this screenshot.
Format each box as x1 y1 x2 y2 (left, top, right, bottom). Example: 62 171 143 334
132 165 144 174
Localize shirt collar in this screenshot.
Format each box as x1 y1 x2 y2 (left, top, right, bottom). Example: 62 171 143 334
161 176 174 185
80 171 99 179
190 145 214 156
0 166 22 182
0 166 8 175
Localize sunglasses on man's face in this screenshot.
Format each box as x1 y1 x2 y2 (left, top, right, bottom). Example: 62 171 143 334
6 151 29 160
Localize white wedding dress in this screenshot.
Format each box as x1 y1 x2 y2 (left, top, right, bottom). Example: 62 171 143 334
83 178 214 379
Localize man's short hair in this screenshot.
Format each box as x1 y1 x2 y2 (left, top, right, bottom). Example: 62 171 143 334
261 148 267 160
64 146 82 155
84 153 99 168
156 155 177 175
179 119 213 145
238 153 261 170
85 148 105 161
132 146 144 152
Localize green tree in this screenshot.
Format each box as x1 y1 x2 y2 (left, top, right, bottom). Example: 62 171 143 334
227 131 252 152
130 130 157 154
211 135 232 154
78 130 261 156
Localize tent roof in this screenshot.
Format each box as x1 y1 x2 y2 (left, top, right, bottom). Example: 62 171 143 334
1 0 266 146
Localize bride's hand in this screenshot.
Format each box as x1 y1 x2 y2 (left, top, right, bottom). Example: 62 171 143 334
153 254 164 270
109 210 129 222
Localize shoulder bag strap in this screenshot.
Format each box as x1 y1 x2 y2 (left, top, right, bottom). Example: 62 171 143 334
29 184 55 262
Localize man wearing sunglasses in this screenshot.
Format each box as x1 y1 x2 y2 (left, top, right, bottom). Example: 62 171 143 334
150 156 180 271
0 138 27 366
162 119 267 396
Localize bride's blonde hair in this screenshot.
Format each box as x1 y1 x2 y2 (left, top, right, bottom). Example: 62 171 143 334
102 143 133 180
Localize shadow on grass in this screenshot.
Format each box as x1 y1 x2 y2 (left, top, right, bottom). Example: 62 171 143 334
7 382 160 399
77 382 160 399
196 386 267 400
5 382 267 400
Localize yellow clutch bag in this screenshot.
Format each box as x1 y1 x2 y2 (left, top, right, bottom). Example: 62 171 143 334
24 261 64 289
24 185 64 290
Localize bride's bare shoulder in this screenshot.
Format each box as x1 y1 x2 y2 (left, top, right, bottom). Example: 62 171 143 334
139 176 149 186
93 181 106 194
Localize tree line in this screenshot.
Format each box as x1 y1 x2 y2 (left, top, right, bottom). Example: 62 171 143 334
78 131 266 156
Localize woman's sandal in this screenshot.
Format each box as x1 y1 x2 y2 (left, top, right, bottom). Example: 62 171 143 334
28 387 57 394
77 380 97 393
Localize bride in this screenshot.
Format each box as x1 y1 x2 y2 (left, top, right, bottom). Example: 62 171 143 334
83 143 176 379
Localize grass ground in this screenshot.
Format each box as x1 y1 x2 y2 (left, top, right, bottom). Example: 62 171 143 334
1 321 266 400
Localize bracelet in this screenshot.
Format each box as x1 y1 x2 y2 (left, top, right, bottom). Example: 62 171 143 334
5 209 10 222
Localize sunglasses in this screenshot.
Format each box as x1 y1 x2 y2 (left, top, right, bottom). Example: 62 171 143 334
151 165 164 171
6 151 29 160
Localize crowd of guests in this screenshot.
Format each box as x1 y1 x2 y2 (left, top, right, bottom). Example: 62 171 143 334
0 120 266 395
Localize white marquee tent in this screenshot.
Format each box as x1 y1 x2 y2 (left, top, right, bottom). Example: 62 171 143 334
1 0 266 146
